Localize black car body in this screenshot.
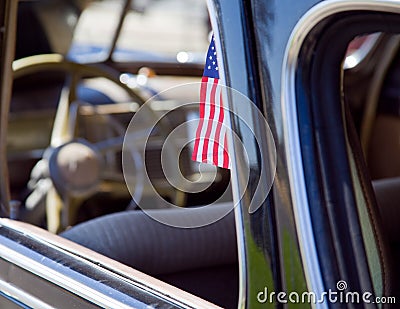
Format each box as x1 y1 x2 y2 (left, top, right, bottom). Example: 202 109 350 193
0 0 400 308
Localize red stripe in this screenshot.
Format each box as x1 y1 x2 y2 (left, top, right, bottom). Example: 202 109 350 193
223 134 229 169
192 77 208 160
212 88 224 166
201 78 218 162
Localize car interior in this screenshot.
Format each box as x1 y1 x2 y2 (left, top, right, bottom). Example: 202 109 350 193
8 0 400 308
7 0 237 308
344 32 400 301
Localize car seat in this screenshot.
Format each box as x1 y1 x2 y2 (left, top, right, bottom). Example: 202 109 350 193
61 202 239 308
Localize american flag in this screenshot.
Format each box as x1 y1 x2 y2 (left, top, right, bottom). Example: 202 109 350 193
192 37 231 169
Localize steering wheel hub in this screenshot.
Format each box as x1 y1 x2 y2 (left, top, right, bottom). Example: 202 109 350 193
49 141 101 197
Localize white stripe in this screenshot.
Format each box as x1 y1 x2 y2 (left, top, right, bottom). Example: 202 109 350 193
207 82 221 163
196 77 214 162
218 100 228 167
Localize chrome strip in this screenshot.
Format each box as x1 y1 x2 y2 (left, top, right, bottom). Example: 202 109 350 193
282 0 400 307
206 1 247 307
0 241 135 309
0 218 220 309
0 280 55 309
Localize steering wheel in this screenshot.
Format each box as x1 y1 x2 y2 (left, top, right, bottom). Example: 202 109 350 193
12 54 149 233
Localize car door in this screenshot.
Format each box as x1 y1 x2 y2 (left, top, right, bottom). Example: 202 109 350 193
216 0 400 308
0 1 221 308
4 0 400 308
0 216 225 308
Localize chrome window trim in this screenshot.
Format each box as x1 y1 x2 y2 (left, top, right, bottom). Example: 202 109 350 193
0 219 220 309
282 0 400 307
207 0 247 307
0 279 55 309
0 238 137 309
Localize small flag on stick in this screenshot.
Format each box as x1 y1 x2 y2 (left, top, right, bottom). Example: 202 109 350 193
192 36 231 169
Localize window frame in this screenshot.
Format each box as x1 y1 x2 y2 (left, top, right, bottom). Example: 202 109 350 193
282 0 400 302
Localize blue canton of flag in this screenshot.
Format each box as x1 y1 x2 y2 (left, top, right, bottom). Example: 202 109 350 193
203 38 219 78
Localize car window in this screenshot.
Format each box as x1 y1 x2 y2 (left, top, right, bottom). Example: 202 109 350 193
68 0 209 64
343 32 400 179
343 31 400 301
6 1 237 308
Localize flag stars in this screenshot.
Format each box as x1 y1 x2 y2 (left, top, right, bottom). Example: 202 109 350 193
204 37 219 78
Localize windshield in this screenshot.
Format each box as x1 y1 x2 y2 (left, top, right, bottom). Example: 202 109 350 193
68 0 210 64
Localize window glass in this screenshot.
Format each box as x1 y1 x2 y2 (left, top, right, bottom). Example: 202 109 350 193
69 0 210 63
343 31 400 300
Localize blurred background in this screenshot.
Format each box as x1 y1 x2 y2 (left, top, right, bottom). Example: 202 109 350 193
9 0 231 233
